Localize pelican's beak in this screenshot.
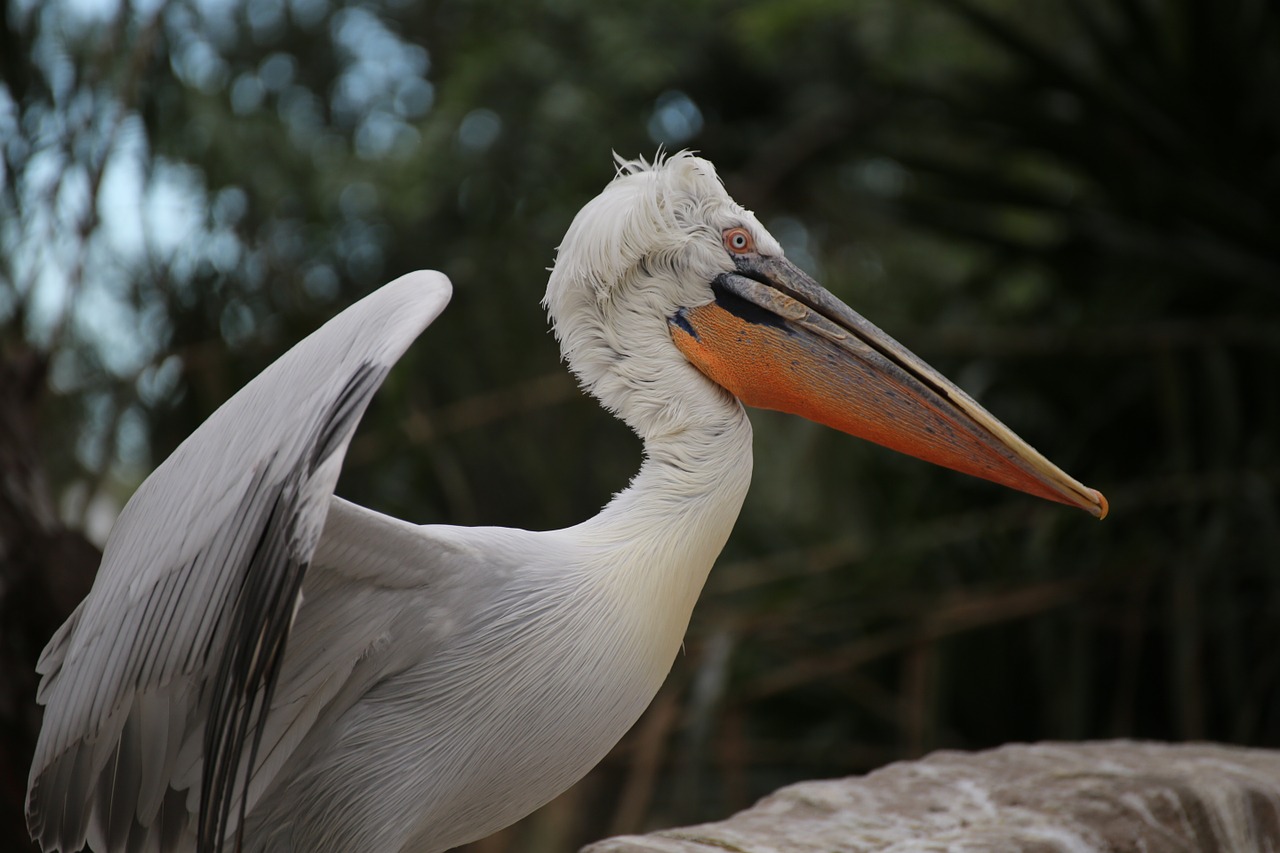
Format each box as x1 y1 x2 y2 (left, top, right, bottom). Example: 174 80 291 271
669 255 1108 518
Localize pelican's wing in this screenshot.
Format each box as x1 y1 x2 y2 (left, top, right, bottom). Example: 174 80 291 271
27 271 452 853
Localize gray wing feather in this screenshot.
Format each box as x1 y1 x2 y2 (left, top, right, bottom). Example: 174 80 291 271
27 271 452 853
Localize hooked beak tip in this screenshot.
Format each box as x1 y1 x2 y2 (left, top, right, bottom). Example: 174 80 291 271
1088 488 1109 520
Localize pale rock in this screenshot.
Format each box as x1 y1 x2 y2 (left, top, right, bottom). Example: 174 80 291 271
584 741 1280 852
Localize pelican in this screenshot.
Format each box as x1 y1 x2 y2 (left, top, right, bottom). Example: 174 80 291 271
27 153 1106 853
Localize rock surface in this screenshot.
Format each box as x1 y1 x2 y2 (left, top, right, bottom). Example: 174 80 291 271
583 741 1280 852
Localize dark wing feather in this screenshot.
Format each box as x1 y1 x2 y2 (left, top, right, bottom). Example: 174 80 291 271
26 272 451 853
198 364 385 853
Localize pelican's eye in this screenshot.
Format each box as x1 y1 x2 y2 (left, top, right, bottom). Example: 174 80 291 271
723 227 754 254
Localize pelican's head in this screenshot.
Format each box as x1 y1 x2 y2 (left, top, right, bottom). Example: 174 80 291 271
545 152 1106 517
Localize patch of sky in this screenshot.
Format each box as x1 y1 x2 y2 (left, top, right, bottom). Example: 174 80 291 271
187 0 241 50
219 298 256 346
457 108 502 153
327 6 432 162
247 0 287 42
75 391 114 471
356 108 419 159
58 0 122 36
212 186 248 227
279 86 326 145
115 404 151 469
331 7 431 120
289 0 330 29
136 354 183 406
394 78 435 120
143 161 207 258
39 34 76 107
0 85 21 179
259 53 297 93
75 274 155 377
170 32 230 94
231 72 267 115
98 115 149 258
303 263 341 301
335 219 387 282
647 90 703 146
769 216 820 276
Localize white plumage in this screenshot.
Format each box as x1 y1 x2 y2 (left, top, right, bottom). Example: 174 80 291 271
27 153 1104 853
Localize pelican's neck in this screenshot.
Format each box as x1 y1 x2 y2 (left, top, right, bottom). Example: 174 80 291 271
578 401 754 640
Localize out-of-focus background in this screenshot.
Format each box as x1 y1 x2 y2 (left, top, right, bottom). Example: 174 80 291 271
2 0 1278 850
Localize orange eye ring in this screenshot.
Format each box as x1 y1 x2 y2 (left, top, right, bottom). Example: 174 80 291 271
723 227 754 254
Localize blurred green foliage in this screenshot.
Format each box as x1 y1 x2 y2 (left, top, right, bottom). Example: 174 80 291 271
2 0 1278 850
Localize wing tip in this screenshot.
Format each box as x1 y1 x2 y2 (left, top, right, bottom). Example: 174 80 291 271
391 269 452 308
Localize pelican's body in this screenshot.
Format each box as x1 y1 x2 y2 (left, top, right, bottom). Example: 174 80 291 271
239 414 750 850
27 154 1105 853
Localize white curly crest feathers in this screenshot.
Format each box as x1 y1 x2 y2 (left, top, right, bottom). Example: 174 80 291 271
543 152 780 439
